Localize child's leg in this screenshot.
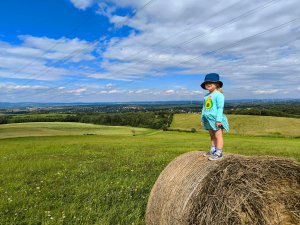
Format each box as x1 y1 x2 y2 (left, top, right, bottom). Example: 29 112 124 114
214 129 223 149
208 129 224 160
208 129 217 149
203 130 216 156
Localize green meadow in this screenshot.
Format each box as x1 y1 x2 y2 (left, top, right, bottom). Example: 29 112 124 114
0 122 152 139
170 113 300 138
0 116 299 224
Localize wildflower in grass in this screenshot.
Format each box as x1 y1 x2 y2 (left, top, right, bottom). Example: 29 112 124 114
45 211 51 217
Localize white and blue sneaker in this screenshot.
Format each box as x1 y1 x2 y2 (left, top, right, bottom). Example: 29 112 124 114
208 149 223 161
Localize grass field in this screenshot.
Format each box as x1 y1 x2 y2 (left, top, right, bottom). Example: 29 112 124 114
0 122 152 139
170 113 300 138
0 121 299 224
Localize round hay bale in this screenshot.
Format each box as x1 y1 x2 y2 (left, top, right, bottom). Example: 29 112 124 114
145 151 300 225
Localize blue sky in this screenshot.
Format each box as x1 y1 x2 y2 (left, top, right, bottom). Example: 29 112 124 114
0 0 300 102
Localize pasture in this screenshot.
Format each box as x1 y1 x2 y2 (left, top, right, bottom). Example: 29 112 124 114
0 120 299 224
170 113 300 138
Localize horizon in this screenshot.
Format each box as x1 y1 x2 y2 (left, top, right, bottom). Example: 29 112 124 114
1 0 300 102
1 98 299 107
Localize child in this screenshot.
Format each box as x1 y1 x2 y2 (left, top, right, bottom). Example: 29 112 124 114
200 73 229 161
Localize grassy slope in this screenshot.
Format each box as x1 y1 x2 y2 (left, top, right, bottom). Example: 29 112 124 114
170 113 300 138
0 122 299 224
0 122 152 139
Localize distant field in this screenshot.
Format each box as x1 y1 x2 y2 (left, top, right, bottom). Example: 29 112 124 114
0 122 152 139
11 113 72 118
0 122 299 224
170 113 300 138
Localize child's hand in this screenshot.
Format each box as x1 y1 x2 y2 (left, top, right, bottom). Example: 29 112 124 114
216 122 222 127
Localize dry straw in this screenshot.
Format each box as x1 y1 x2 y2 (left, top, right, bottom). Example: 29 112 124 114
145 151 300 225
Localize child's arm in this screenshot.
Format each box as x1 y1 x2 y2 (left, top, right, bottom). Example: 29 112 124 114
216 93 225 123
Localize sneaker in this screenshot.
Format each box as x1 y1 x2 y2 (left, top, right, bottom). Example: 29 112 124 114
208 151 223 161
203 150 215 157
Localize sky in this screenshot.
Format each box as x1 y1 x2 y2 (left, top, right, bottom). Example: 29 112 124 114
0 0 300 102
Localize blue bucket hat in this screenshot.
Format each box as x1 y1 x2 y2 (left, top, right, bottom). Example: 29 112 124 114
200 73 223 89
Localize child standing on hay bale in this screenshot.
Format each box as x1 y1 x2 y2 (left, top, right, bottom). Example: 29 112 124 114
200 73 229 161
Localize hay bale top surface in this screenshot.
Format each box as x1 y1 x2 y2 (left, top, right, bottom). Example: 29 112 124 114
146 151 300 225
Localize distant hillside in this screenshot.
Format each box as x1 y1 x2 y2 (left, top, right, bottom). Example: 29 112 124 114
170 114 300 138
0 122 152 139
1 99 299 108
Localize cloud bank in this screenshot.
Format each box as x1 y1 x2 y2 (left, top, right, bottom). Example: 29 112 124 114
1 0 300 101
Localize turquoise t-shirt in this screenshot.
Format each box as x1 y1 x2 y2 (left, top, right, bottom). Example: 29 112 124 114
202 91 224 122
201 91 229 132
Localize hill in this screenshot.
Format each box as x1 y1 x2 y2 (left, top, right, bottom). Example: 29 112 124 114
170 114 300 138
0 122 299 224
0 122 153 139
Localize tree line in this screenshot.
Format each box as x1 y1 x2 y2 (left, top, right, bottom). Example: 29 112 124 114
224 107 299 118
0 112 174 129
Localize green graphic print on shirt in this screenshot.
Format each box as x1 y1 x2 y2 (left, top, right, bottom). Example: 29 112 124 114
202 91 224 122
204 96 213 110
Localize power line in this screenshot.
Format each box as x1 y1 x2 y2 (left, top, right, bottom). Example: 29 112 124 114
9 12 98 80
183 33 300 80
23 18 300 102
179 18 300 64
9 0 156 84
17 39 100 86
12 0 156 98
42 18 300 102
10 0 296 100
112 0 242 60
88 0 281 80
179 0 280 46
109 0 156 30
8 0 155 95
10 0 278 92
15 0 272 88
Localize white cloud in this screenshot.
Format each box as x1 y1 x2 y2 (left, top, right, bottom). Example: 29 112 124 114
253 89 280 94
165 89 175 94
108 89 127 94
69 0 95 10
0 83 48 91
106 83 115 89
94 0 300 99
0 35 96 80
2 0 300 101
193 90 203 95
65 87 87 94
18 35 95 61
134 89 148 94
